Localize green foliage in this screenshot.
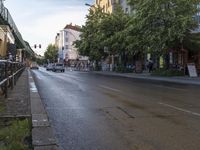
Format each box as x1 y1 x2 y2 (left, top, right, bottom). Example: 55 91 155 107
74 5 130 62
152 69 184 76
74 6 107 61
0 119 31 150
76 0 200 66
115 65 133 73
36 58 45 65
44 44 58 63
99 5 130 55
127 0 200 53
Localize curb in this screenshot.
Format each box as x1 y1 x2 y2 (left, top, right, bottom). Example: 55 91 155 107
28 70 59 150
92 71 200 86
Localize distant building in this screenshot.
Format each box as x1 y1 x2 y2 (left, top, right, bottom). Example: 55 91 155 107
56 23 81 63
94 0 131 14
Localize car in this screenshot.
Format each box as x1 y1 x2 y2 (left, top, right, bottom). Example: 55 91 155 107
30 62 39 69
53 63 65 72
46 64 54 71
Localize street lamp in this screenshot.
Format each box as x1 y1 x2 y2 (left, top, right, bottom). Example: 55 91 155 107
62 46 64 62
85 3 94 7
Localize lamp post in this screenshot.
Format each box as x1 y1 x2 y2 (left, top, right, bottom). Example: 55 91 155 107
85 3 94 7
62 46 64 63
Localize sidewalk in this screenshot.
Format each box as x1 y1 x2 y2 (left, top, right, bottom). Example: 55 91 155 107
92 71 200 86
0 69 30 117
0 69 58 149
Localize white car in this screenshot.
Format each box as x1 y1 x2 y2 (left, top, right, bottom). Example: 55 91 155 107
30 62 39 69
46 64 54 71
53 63 65 72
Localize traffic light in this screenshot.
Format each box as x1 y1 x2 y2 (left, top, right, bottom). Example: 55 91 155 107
39 44 41 48
34 44 37 49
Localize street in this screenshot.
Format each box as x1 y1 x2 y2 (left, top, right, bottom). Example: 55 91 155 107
32 68 200 150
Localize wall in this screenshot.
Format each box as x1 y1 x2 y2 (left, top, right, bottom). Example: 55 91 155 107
64 29 81 60
0 28 7 58
95 0 113 13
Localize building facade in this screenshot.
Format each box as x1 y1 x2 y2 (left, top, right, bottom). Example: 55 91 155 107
56 24 81 63
94 0 131 14
0 25 15 59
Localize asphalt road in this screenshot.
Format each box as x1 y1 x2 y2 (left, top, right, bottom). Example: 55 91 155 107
32 68 200 150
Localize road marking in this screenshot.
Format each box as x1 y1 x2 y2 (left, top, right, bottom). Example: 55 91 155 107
153 85 187 91
30 82 38 93
99 85 121 92
159 102 200 117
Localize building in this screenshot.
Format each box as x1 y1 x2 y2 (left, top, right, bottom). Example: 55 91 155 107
0 25 15 59
56 23 88 67
56 24 81 63
94 0 131 14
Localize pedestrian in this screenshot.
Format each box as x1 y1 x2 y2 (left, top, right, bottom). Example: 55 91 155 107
148 58 153 73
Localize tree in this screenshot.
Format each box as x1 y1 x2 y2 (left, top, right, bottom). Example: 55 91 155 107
44 44 58 63
99 5 130 65
127 0 200 53
74 6 107 63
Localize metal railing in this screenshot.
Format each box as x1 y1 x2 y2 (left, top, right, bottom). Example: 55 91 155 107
0 1 24 46
0 60 25 98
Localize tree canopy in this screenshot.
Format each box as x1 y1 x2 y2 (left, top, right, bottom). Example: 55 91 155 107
44 44 58 63
75 1 200 65
74 6 107 62
127 0 200 53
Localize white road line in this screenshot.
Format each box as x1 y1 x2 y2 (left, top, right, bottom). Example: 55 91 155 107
153 85 187 91
30 82 38 93
159 102 200 117
99 85 121 92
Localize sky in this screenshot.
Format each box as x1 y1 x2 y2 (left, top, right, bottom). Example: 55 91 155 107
4 0 93 55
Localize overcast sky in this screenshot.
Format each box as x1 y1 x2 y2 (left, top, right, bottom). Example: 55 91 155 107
4 0 93 55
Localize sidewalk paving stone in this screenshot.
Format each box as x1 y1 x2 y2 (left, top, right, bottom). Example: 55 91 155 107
0 69 30 117
34 145 59 150
32 127 57 146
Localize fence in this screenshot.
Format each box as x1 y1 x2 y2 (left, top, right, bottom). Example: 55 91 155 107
0 60 25 98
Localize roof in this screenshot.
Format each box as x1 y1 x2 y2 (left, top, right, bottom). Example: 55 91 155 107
64 23 81 32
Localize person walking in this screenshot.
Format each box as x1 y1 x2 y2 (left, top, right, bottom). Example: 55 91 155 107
148 58 153 73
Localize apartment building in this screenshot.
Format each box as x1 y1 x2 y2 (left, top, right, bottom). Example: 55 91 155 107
56 23 81 63
95 0 131 14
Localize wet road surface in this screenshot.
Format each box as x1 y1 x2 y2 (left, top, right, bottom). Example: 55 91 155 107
32 68 200 150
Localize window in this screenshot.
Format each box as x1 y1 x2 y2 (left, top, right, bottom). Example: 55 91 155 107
65 37 68 42
65 45 68 49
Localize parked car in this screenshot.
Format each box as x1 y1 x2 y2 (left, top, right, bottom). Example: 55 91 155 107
46 64 54 71
53 63 65 72
30 62 39 69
